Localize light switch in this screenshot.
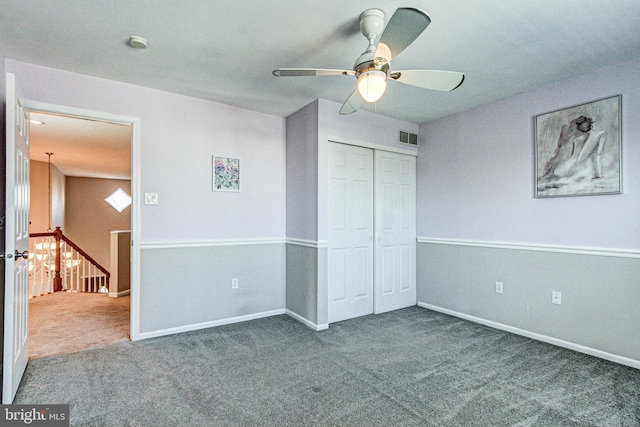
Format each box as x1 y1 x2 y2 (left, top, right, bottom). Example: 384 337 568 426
144 193 158 205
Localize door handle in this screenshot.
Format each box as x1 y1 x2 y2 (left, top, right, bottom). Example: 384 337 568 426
14 250 29 259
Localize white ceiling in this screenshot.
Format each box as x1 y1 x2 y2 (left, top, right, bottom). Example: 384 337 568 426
30 112 131 180
2 1 640 174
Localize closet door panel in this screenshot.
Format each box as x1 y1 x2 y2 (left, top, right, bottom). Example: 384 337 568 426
328 143 374 323
374 151 417 313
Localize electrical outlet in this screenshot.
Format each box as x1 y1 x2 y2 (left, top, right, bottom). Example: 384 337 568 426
552 291 562 305
495 282 504 294
232 278 238 289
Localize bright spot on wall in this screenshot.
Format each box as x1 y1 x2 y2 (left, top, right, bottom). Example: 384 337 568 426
105 188 132 213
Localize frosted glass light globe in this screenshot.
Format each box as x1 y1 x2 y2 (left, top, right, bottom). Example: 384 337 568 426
357 70 387 103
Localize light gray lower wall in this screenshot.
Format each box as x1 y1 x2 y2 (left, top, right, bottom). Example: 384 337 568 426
417 241 640 366
284 242 329 330
317 246 328 327
139 243 285 336
285 243 318 326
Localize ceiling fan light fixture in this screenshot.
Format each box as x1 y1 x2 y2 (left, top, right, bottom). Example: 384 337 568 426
272 8 462 115
357 70 387 103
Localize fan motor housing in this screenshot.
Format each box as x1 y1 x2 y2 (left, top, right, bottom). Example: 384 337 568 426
355 9 387 73
359 9 385 39
354 60 388 78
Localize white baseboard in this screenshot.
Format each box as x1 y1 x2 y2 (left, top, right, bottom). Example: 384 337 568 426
418 302 640 370
108 290 130 298
137 308 286 340
286 309 329 331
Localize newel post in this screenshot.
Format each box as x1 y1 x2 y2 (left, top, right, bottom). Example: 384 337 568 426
53 227 63 292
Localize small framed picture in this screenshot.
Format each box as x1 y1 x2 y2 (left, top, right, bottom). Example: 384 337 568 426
535 95 621 198
212 156 240 191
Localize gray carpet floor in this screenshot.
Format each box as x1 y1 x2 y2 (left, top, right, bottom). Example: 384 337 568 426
14 307 640 426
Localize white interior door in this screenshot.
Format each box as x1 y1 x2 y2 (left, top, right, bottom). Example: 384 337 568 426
328 143 374 323
3 73 30 403
374 150 416 314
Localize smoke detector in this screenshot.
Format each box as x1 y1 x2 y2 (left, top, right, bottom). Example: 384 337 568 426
128 36 148 49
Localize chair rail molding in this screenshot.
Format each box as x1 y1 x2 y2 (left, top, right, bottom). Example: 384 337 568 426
140 238 286 250
417 237 640 259
286 238 328 249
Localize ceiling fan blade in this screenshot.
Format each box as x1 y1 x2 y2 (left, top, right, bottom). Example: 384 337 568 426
339 89 364 115
272 68 355 77
390 70 465 92
375 8 431 63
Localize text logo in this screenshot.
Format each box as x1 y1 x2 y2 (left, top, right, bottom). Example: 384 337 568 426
2 405 69 426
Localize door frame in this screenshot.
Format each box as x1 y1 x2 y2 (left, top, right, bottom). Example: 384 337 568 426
27 100 142 340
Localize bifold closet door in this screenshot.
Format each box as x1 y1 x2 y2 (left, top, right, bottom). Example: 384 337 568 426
328 143 374 323
374 150 417 314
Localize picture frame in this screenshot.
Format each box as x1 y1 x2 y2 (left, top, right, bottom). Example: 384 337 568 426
212 156 240 192
535 95 621 198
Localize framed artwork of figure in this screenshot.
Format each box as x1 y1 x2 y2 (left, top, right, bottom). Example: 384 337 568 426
535 95 621 198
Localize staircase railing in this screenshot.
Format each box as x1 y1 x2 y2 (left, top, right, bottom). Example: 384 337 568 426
29 227 110 297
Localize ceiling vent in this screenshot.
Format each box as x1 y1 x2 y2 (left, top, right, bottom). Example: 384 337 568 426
399 130 418 146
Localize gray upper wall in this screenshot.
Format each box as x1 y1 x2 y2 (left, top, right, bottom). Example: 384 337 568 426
5 56 639 249
5 59 287 244
417 58 640 250
286 100 319 241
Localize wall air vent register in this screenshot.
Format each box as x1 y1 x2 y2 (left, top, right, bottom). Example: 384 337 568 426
399 130 418 146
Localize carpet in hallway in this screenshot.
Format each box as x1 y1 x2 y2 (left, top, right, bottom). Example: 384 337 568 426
28 291 130 360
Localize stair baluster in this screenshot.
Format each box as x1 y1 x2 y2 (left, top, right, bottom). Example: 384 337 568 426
29 227 110 297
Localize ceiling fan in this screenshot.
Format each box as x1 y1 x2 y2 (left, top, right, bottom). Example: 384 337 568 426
272 7 464 115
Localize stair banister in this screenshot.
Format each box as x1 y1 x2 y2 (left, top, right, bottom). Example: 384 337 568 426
29 227 110 295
